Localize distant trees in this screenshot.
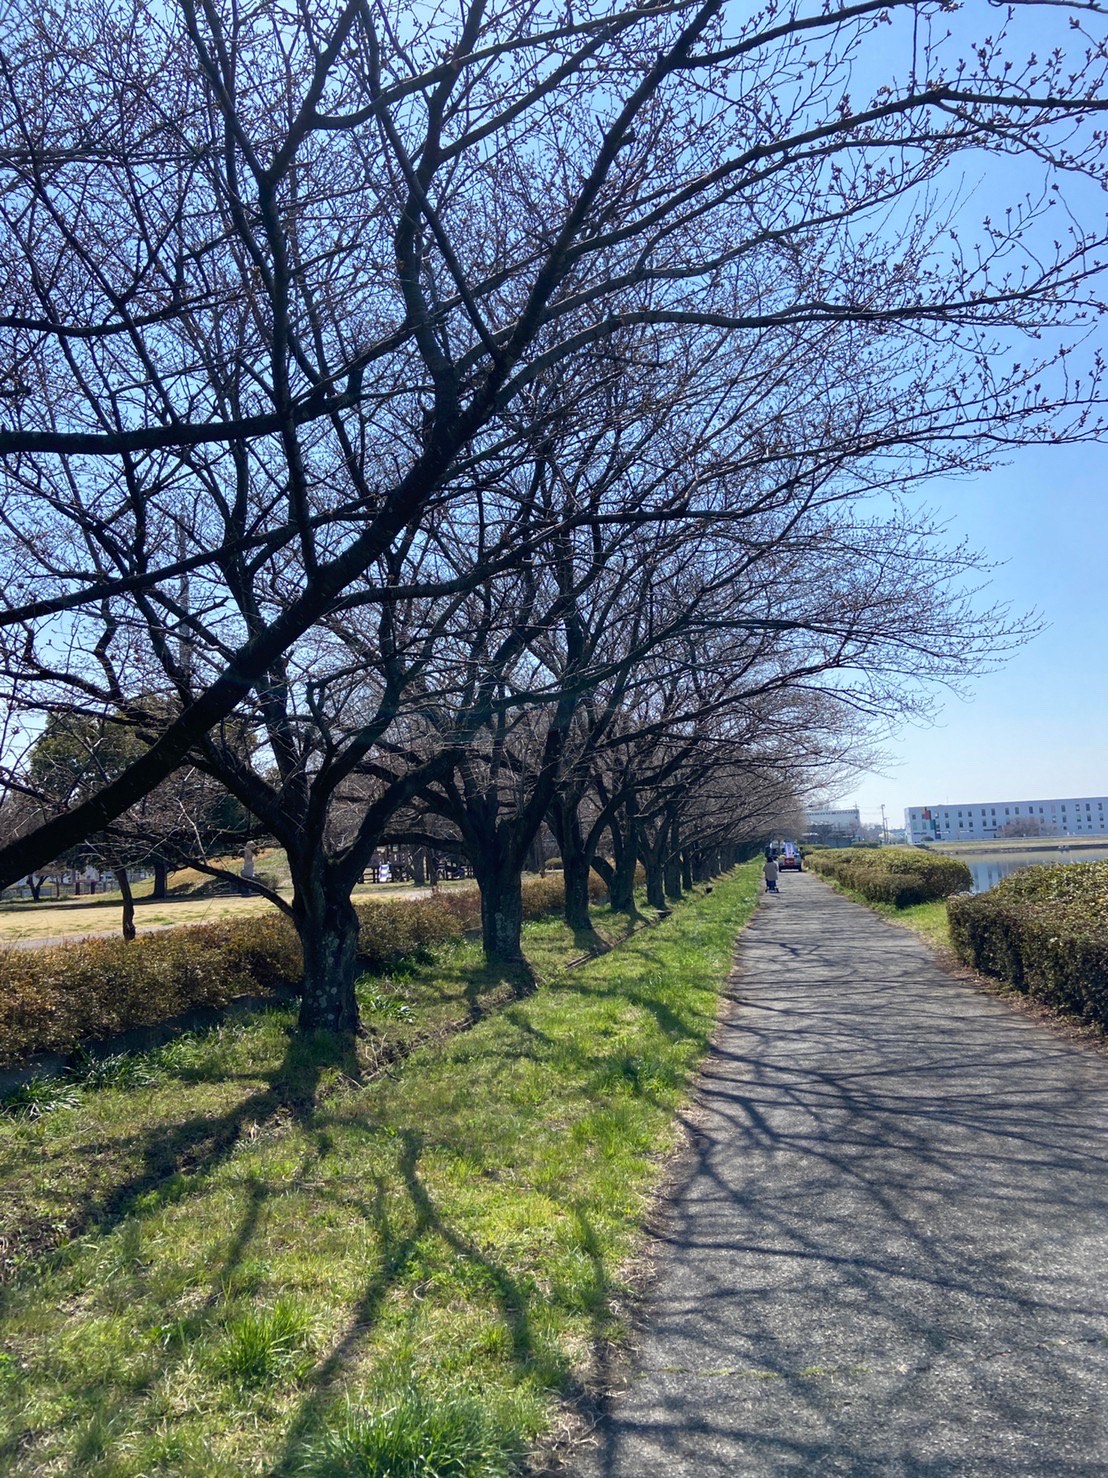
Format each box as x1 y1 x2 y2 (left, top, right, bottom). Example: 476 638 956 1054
1 0 1107 1027
6 711 257 934
997 817 1057 839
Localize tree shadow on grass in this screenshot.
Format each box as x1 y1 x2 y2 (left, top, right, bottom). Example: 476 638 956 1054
0 1026 357 1280
460 958 537 1020
1 914 702 1473
571 921 613 959
272 1124 584 1476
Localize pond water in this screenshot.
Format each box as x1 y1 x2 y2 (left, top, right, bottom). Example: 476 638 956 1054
965 850 1108 895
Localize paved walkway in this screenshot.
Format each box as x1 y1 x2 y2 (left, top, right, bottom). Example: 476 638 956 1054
579 872 1108 1476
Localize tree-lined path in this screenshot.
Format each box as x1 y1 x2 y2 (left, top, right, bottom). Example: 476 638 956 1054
580 872 1108 1476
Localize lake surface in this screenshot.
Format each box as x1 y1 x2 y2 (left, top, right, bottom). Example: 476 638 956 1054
965 850 1108 894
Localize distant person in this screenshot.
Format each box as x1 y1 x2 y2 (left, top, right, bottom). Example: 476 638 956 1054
763 856 779 893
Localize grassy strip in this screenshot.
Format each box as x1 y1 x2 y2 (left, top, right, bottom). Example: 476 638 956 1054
0 902 648 1279
0 868 758 1475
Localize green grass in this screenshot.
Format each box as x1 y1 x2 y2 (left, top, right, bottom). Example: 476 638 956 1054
0 868 759 1475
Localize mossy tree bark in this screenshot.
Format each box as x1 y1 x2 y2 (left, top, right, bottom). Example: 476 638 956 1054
291 859 362 1035
474 851 526 965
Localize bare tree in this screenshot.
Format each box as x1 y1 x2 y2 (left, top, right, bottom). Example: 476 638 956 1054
0 0 1106 1029
6 709 262 935
1 0 1106 868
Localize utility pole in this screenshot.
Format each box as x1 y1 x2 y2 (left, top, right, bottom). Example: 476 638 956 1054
880 804 889 846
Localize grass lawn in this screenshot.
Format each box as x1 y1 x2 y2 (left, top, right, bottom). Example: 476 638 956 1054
0 849 475 943
0 866 759 1475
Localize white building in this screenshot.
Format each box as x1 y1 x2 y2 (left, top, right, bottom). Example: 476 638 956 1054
805 806 862 838
906 796 1108 845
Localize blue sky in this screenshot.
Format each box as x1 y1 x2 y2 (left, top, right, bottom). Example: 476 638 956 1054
818 2 1108 829
848 439 1108 827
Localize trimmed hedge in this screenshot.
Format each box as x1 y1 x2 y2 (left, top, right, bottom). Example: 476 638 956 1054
948 860 1108 1025
356 897 468 969
806 846 971 908
0 917 303 1068
0 875 610 1067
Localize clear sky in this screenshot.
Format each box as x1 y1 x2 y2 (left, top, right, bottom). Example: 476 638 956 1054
844 439 1108 829
813 2 1108 832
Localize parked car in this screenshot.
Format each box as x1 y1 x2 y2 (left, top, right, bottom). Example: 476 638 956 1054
777 844 803 871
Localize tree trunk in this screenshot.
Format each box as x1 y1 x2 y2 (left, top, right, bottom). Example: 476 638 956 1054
563 850 592 931
664 819 682 901
555 802 592 931
644 857 666 911
113 867 136 941
413 848 426 887
151 859 168 899
603 800 640 913
682 851 694 892
475 855 525 964
293 868 362 1035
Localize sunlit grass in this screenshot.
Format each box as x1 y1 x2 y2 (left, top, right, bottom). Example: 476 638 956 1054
0 846 480 942
877 898 953 951
0 867 759 1475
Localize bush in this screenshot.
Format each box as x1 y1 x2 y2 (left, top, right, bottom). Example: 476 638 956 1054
948 860 1108 1026
0 916 304 1067
0 868 608 1067
806 846 971 908
355 899 466 970
0 903 475 1069
419 886 481 931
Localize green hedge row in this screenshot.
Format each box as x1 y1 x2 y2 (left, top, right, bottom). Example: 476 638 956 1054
0 874 606 1068
948 860 1108 1026
806 846 972 908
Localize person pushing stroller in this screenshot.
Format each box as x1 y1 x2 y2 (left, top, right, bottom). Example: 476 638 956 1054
763 855 780 893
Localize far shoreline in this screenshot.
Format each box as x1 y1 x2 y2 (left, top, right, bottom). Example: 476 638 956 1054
923 837 1108 859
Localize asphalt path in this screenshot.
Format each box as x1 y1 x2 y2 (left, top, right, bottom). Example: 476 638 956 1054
578 870 1108 1476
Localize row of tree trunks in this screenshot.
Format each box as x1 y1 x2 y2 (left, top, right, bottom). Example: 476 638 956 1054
255 796 735 1036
